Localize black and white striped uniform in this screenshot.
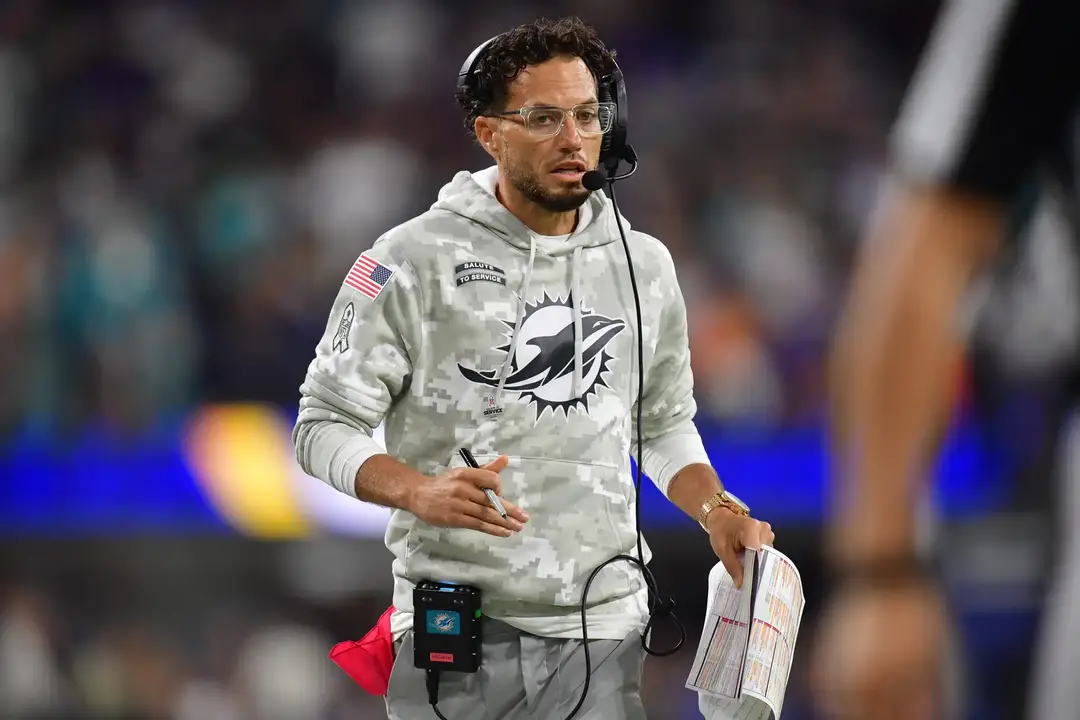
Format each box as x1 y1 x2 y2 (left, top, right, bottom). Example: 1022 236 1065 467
892 0 1080 204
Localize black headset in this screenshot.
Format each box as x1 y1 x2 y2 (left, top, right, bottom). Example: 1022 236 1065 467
455 34 637 180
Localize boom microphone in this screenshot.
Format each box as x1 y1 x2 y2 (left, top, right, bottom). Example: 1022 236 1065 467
581 170 606 192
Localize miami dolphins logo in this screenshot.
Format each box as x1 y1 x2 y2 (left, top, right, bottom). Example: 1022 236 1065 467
458 292 625 419
432 613 455 633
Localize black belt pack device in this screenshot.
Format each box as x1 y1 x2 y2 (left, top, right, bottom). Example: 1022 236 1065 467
413 580 483 673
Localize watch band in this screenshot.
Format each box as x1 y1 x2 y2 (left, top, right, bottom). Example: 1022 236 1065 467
697 490 749 530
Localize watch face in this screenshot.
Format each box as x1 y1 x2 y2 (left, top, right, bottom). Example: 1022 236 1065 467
724 491 749 513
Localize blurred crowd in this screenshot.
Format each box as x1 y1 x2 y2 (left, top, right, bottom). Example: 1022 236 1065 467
0 0 943 440
0 574 390 720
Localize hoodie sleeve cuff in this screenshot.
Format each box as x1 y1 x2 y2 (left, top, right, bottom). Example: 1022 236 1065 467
304 421 388 498
639 431 712 497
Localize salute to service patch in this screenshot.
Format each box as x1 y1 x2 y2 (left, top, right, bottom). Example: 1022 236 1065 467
345 253 395 300
454 260 506 287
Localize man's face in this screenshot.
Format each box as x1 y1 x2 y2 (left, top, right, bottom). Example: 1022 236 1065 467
482 56 604 213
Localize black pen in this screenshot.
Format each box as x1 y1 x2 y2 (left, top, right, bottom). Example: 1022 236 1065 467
459 448 508 519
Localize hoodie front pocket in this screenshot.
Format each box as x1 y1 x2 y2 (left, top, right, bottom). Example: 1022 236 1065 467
417 453 643 608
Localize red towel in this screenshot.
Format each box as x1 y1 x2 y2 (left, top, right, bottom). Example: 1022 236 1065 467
329 605 396 696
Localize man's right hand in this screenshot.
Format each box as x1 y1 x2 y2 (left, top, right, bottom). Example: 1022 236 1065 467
407 455 528 537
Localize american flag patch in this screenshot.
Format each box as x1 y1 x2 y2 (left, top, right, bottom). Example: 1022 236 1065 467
344 254 395 300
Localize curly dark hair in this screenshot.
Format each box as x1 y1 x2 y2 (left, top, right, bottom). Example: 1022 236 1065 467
455 17 617 137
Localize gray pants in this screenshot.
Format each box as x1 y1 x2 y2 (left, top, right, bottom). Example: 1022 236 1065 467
384 618 647 720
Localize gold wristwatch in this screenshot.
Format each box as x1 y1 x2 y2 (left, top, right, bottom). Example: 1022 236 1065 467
698 490 750 531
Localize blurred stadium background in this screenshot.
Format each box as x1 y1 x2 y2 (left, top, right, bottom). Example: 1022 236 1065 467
0 0 1074 718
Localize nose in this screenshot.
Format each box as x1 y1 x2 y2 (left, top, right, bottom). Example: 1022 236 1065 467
557 114 584 147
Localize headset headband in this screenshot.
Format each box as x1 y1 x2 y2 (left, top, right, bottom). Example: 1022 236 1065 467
456 35 500 92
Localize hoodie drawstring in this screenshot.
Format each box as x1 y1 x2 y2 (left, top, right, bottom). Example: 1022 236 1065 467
494 236 537 408
571 246 583 398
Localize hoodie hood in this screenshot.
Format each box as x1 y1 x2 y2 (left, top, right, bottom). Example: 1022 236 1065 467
430 165 631 414
430 165 627 255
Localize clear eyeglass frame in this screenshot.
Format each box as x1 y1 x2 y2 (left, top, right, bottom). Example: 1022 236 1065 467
487 102 616 137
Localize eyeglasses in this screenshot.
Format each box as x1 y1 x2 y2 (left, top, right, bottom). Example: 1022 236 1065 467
487 102 616 138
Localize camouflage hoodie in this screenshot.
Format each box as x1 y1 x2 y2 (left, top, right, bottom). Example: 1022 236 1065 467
293 166 711 640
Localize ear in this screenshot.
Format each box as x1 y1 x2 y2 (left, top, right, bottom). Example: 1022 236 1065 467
474 116 500 160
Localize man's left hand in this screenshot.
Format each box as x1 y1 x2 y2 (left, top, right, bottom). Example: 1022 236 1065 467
707 510 774 587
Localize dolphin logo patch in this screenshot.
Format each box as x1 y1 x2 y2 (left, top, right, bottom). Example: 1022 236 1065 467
458 292 625 419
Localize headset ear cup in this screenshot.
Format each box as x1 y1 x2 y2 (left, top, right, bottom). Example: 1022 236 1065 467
598 68 628 175
597 81 615 159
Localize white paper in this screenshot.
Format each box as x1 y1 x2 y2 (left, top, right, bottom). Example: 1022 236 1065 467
686 547 805 720
686 550 754 700
739 548 805 716
699 693 772 720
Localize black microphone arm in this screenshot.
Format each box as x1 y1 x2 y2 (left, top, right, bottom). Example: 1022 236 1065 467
583 145 639 192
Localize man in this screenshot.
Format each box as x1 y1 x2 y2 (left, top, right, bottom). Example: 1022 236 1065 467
293 17 773 720
812 2 1080 719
